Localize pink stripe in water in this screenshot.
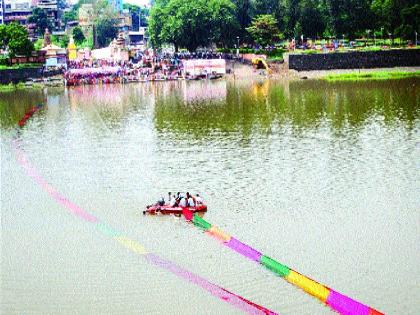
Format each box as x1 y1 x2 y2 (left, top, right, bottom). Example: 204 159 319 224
144 253 277 315
225 237 262 262
326 290 370 315
12 140 278 314
13 142 98 223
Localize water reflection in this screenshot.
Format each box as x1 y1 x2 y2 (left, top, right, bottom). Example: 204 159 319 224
1 78 419 315
154 78 419 138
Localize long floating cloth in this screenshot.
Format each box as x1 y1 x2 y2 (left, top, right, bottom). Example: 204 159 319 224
12 108 277 315
187 212 384 315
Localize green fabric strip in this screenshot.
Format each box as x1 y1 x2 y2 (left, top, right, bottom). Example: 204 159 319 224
193 214 212 230
260 255 290 277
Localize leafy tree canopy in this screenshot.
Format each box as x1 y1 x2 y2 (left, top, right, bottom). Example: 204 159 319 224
148 0 238 51
246 14 280 47
0 23 34 57
72 26 86 45
28 7 54 35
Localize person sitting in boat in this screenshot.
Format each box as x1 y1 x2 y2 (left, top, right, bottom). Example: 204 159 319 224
169 192 178 207
195 194 203 205
186 192 195 207
179 195 187 207
157 196 165 206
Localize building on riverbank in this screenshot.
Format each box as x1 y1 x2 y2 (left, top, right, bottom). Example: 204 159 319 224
0 0 4 24
3 0 32 26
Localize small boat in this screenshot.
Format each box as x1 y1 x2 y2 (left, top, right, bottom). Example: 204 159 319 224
143 204 207 215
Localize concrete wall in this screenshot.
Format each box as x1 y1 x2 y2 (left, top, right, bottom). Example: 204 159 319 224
0 67 43 84
0 68 64 84
289 49 420 71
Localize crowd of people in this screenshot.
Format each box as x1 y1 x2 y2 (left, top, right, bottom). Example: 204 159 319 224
63 51 230 86
155 192 204 208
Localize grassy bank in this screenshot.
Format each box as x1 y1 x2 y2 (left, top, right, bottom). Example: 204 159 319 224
0 63 42 70
0 82 43 92
324 70 420 81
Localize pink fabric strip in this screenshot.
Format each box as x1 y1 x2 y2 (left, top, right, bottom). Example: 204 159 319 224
326 289 370 315
225 237 262 262
12 139 278 315
144 253 276 315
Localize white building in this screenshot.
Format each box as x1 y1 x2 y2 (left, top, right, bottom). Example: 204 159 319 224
3 0 33 26
0 0 4 24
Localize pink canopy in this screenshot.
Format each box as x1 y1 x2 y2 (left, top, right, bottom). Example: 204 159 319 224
67 67 122 75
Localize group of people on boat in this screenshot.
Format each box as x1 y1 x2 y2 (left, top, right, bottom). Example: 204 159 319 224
156 192 204 208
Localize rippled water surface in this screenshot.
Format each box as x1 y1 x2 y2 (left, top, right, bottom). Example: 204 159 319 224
1 79 419 314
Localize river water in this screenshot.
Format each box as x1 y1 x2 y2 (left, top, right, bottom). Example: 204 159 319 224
1 78 419 314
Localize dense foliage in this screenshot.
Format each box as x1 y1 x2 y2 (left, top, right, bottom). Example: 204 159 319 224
0 23 34 57
149 0 238 51
246 15 280 47
96 16 119 47
148 0 419 50
27 7 54 36
72 26 86 45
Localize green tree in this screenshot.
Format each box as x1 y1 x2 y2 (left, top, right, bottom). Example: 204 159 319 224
326 0 374 38
246 14 280 47
371 0 419 39
148 3 166 47
0 23 34 57
208 0 239 48
282 0 301 38
27 7 54 35
232 0 253 38
0 24 7 51
149 0 238 51
96 16 119 47
299 0 326 38
62 10 78 26
59 35 70 48
72 26 86 45
253 0 280 15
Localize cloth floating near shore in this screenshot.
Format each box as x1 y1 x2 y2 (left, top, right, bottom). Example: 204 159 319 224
187 212 384 315
66 66 122 75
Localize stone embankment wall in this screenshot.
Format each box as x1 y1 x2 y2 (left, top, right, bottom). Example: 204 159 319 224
0 68 43 84
289 49 420 71
0 68 64 84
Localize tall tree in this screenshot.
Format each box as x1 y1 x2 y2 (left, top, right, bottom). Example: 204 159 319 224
371 0 419 39
326 0 374 38
246 14 280 47
0 23 34 57
96 16 119 47
149 0 238 51
72 26 86 45
27 7 54 35
299 0 326 38
208 0 239 48
232 0 253 38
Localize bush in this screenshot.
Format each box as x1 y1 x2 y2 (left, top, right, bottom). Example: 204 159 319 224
0 55 8 66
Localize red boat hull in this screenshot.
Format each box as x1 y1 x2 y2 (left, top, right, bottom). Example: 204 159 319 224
143 204 207 215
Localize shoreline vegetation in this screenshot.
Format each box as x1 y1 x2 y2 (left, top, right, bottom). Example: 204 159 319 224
1 67 419 92
323 70 420 81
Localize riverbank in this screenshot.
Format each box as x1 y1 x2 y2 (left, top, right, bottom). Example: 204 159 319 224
288 67 420 80
226 60 420 82
2 63 418 92
0 75 64 92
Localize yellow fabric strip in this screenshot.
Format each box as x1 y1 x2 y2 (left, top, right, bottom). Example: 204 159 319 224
285 270 330 302
115 236 148 255
208 226 232 242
